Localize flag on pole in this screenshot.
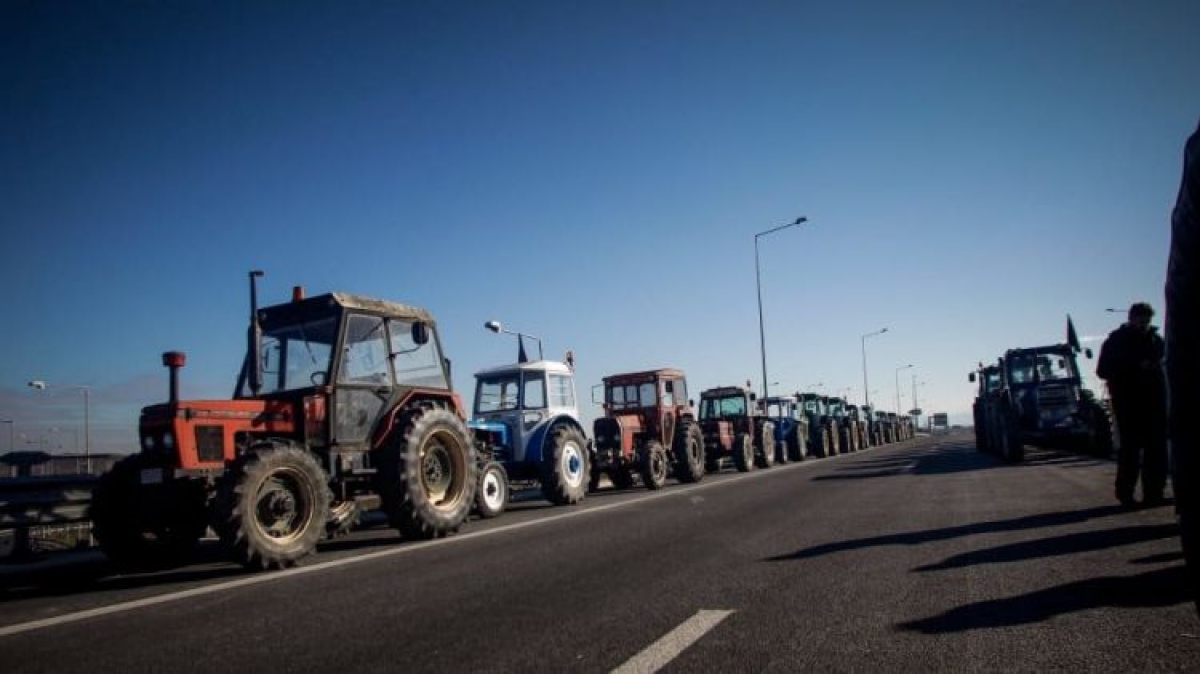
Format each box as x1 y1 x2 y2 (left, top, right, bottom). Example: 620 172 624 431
518 336 528 363
1067 315 1081 352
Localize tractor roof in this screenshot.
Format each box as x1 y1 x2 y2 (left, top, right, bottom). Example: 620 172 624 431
474 360 574 378
602 368 687 385
699 385 752 398
262 292 436 324
1004 343 1072 358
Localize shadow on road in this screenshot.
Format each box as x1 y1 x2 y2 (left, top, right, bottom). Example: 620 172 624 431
813 445 1001 481
897 564 1190 633
914 523 1181 572
764 504 1130 563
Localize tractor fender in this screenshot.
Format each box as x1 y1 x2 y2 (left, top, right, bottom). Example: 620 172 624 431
528 415 587 464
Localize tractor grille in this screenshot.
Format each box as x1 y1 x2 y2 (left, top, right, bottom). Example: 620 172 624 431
1037 385 1074 408
195 425 225 463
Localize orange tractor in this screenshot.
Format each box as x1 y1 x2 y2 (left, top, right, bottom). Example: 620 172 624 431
90 272 477 570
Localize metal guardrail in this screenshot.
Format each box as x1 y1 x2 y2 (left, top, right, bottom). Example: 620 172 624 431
0 475 97 561
0 475 97 529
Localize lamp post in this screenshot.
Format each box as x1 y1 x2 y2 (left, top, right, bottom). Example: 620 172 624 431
894 364 912 414
860 327 887 409
484 320 544 361
28 380 91 473
1 419 12 452
755 216 809 398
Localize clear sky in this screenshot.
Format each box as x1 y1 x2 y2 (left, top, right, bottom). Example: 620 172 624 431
2 1 1197 454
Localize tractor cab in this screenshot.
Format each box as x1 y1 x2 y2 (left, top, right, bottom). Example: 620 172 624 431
470 360 579 466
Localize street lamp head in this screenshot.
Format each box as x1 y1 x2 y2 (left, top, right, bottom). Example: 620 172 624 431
793 216 808 225
484 320 502 334
27 380 47 390
880 327 888 333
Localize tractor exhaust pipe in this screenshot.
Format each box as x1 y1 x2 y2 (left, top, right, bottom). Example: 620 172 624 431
248 270 265 396
162 351 186 405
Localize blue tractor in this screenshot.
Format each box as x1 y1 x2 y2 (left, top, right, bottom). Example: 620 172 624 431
760 394 808 461
469 359 590 517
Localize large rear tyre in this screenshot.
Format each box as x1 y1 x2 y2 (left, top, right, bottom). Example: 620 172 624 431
756 431 776 469
787 432 805 462
91 454 207 571
540 424 589 504
475 461 509 518
733 433 754 472
672 420 705 483
639 441 669 490
377 406 477 540
216 443 331 569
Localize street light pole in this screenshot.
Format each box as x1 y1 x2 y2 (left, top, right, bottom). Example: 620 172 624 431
860 327 887 409
755 216 809 399
894 364 913 414
27 380 91 473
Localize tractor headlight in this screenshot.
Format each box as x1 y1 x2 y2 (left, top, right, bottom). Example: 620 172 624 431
142 435 155 451
162 431 176 450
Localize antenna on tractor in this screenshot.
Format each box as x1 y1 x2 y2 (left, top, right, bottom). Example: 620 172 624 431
248 270 265 396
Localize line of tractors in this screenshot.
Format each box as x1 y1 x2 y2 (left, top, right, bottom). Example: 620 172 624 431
969 330 1113 463
89 276 917 571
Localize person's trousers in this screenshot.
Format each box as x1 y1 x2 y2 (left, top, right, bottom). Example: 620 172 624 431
1115 407 1168 499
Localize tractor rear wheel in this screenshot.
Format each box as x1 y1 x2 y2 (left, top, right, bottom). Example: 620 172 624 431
787 432 804 462
639 441 668 490
756 432 775 469
91 454 207 570
541 425 589 504
377 406 477 540
216 442 330 569
733 433 754 472
672 420 705 483
476 461 509 518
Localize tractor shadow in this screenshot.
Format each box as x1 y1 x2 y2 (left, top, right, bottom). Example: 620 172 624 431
763 504 1130 563
897 563 1190 633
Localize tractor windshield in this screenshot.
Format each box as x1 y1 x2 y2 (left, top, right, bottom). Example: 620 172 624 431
763 400 795 419
241 316 339 397
1008 352 1075 385
607 381 658 411
699 394 747 420
475 370 548 414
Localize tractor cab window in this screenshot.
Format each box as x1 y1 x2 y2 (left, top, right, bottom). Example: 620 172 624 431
700 395 746 420
608 381 658 410
640 382 657 406
388 319 448 389
548 374 575 409
246 316 338 396
523 372 546 410
984 370 1002 393
764 400 795 419
1036 354 1074 382
340 315 391 385
1007 355 1036 384
476 373 520 413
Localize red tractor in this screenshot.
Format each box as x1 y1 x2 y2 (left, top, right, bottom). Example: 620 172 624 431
589 369 704 490
697 385 777 472
90 272 478 570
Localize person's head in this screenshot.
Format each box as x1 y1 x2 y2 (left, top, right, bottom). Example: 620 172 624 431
1127 302 1154 331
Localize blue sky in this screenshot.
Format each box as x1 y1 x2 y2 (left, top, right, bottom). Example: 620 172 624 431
2 1 1197 453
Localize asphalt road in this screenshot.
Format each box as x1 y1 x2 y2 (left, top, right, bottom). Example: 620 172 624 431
2 432 1197 672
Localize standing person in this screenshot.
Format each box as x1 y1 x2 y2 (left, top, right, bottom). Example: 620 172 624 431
1097 302 1167 507
1166 120 1199 610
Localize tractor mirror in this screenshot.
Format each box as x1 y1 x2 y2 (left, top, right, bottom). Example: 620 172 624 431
1084 347 1094 359
968 372 976 383
411 321 430 345
749 392 757 402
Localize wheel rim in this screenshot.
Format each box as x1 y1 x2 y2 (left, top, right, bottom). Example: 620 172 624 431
562 441 584 488
420 429 467 509
481 468 505 511
651 449 667 481
253 467 315 545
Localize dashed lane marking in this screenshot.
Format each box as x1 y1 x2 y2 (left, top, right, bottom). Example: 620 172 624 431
612 609 735 674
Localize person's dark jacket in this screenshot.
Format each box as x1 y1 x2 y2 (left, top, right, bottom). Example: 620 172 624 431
1097 324 1165 407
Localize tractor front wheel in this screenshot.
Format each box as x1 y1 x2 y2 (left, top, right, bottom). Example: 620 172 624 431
639 441 668 490
216 443 331 569
475 461 509 518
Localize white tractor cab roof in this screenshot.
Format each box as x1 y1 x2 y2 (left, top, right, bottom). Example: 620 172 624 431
471 359 580 419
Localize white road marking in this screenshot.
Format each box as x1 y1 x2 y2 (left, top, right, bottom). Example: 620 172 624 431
612 609 734 674
0 447 864 639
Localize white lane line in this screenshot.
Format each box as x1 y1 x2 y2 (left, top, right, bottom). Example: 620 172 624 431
612 609 734 674
0 446 883 639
